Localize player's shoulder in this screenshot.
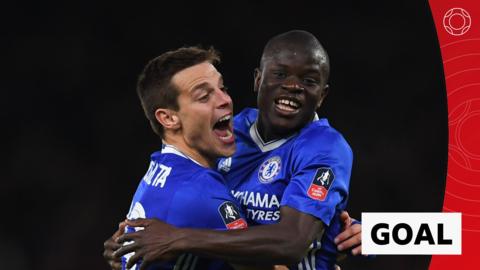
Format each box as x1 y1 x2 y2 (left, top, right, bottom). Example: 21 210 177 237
151 147 202 169
177 166 229 193
298 118 342 140
149 148 213 183
233 107 257 122
233 108 257 131
199 169 232 194
196 168 226 184
295 118 352 157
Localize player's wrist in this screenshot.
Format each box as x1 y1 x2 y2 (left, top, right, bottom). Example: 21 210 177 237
173 228 219 256
171 228 192 253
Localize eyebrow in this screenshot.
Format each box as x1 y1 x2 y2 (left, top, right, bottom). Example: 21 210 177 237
190 82 211 94
275 63 321 70
190 75 224 93
273 63 322 75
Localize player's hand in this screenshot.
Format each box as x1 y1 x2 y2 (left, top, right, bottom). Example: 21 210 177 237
103 221 127 270
334 211 362 256
114 218 181 270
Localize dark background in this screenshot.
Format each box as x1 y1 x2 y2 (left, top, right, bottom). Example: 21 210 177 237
2 1 447 269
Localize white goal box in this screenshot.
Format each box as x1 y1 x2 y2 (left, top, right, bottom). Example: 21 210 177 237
361 212 461 255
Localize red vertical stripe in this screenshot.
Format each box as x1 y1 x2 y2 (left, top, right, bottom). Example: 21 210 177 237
429 1 480 269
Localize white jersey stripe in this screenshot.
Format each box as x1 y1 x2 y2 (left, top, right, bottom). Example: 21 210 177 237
173 254 186 270
161 144 204 167
248 113 319 153
182 254 193 270
189 256 198 270
304 256 312 270
311 249 316 270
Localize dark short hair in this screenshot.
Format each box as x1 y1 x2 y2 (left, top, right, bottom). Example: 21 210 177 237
137 46 220 137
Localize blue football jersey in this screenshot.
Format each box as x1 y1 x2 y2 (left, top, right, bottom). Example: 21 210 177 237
218 108 353 270
122 144 247 270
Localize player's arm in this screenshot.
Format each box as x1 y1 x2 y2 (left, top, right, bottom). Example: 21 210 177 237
115 205 324 269
104 210 360 269
283 128 362 258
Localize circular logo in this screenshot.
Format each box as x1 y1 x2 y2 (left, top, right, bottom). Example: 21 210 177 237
443 8 471 36
258 156 281 183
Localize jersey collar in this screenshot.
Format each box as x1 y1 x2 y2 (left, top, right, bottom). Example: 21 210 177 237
249 113 319 153
161 143 204 167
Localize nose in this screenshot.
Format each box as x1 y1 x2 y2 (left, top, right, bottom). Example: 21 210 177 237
215 87 232 109
281 77 305 93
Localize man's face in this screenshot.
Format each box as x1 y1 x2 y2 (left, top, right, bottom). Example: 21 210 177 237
172 62 235 160
255 46 328 138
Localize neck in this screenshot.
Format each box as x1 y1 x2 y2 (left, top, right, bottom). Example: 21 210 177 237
256 115 292 142
256 112 318 143
163 134 215 168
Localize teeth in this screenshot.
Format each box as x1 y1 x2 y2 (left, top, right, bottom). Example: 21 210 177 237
277 99 299 109
218 115 231 123
277 104 295 112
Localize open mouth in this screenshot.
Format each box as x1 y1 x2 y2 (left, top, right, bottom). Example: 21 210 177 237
213 114 234 143
274 97 301 113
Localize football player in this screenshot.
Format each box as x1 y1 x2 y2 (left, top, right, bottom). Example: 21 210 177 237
115 46 250 270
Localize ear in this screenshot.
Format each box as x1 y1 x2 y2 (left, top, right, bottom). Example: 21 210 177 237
155 108 181 131
316 84 330 108
253 68 261 93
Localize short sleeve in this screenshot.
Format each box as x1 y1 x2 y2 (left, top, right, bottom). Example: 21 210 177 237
281 128 353 226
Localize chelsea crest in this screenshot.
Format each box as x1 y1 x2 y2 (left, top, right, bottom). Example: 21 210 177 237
258 156 281 183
